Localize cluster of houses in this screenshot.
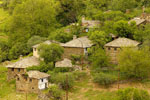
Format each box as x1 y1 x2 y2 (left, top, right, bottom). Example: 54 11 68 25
5 12 149 93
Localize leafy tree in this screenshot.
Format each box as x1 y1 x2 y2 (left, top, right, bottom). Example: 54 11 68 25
56 0 86 25
0 40 9 62
48 85 63 100
27 62 54 73
49 27 73 43
50 73 75 90
27 36 47 49
8 42 29 60
38 43 64 64
118 48 150 80
89 30 109 47
9 0 58 44
117 88 150 100
114 20 136 38
111 0 138 12
88 47 109 70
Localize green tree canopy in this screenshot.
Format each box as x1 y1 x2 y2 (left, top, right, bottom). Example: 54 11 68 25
9 0 58 44
38 43 64 64
118 48 150 80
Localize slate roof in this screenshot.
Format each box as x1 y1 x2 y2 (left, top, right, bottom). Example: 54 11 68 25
105 38 140 47
27 71 50 79
55 58 73 68
82 20 100 28
6 56 40 68
62 36 93 48
32 40 64 48
128 17 146 26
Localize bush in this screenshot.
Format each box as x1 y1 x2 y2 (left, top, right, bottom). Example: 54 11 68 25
50 73 75 90
53 67 73 73
48 85 63 100
71 54 81 64
72 71 87 80
27 62 54 73
118 48 150 80
93 72 116 87
117 88 150 100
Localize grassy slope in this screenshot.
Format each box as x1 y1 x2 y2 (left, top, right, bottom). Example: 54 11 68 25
0 66 37 100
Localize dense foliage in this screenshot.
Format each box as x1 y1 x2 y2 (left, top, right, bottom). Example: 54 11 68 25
117 88 150 100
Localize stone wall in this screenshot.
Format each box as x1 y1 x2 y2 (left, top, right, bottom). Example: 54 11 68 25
7 68 26 80
105 47 121 64
16 75 39 93
63 47 84 58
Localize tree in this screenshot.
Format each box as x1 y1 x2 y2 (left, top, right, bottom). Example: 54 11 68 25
9 0 58 44
118 48 150 80
38 43 64 64
27 36 47 49
89 30 109 47
49 27 73 43
8 42 29 60
117 88 150 100
88 47 109 70
111 0 138 12
114 20 136 38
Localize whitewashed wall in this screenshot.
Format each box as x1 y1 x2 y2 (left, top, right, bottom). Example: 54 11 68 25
38 78 48 90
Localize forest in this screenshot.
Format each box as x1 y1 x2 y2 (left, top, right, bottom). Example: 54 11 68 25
1 0 150 100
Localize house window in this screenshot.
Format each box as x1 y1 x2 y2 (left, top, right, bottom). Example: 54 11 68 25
18 68 20 72
114 48 117 51
108 47 111 50
17 78 20 81
34 48 36 51
30 79 32 82
85 28 89 32
11 68 14 71
32 87 34 89
41 79 43 82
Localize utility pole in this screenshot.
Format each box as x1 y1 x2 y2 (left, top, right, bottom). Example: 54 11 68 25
66 74 68 100
118 69 120 90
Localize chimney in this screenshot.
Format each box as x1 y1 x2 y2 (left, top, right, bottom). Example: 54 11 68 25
82 16 85 22
20 55 23 60
73 35 77 40
126 9 130 14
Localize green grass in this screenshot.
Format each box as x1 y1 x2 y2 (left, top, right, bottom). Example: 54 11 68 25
0 66 37 100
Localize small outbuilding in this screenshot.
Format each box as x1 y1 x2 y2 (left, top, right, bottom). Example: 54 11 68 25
6 56 40 80
55 58 73 68
16 71 50 93
104 38 140 64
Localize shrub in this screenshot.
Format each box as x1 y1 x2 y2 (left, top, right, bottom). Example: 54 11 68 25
50 73 75 90
48 85 63 100
93 72 116 87
53 67 73 73
71 54 81 64
72 71 87 80
117 88 150 100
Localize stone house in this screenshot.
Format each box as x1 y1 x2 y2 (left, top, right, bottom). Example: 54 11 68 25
6 56 40 80
104 38 140 64
62 36 93 58
16 71 50 93
81 16 100 32
128 17 147 27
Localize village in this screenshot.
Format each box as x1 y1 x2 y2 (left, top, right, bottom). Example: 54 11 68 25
1 0 150 100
